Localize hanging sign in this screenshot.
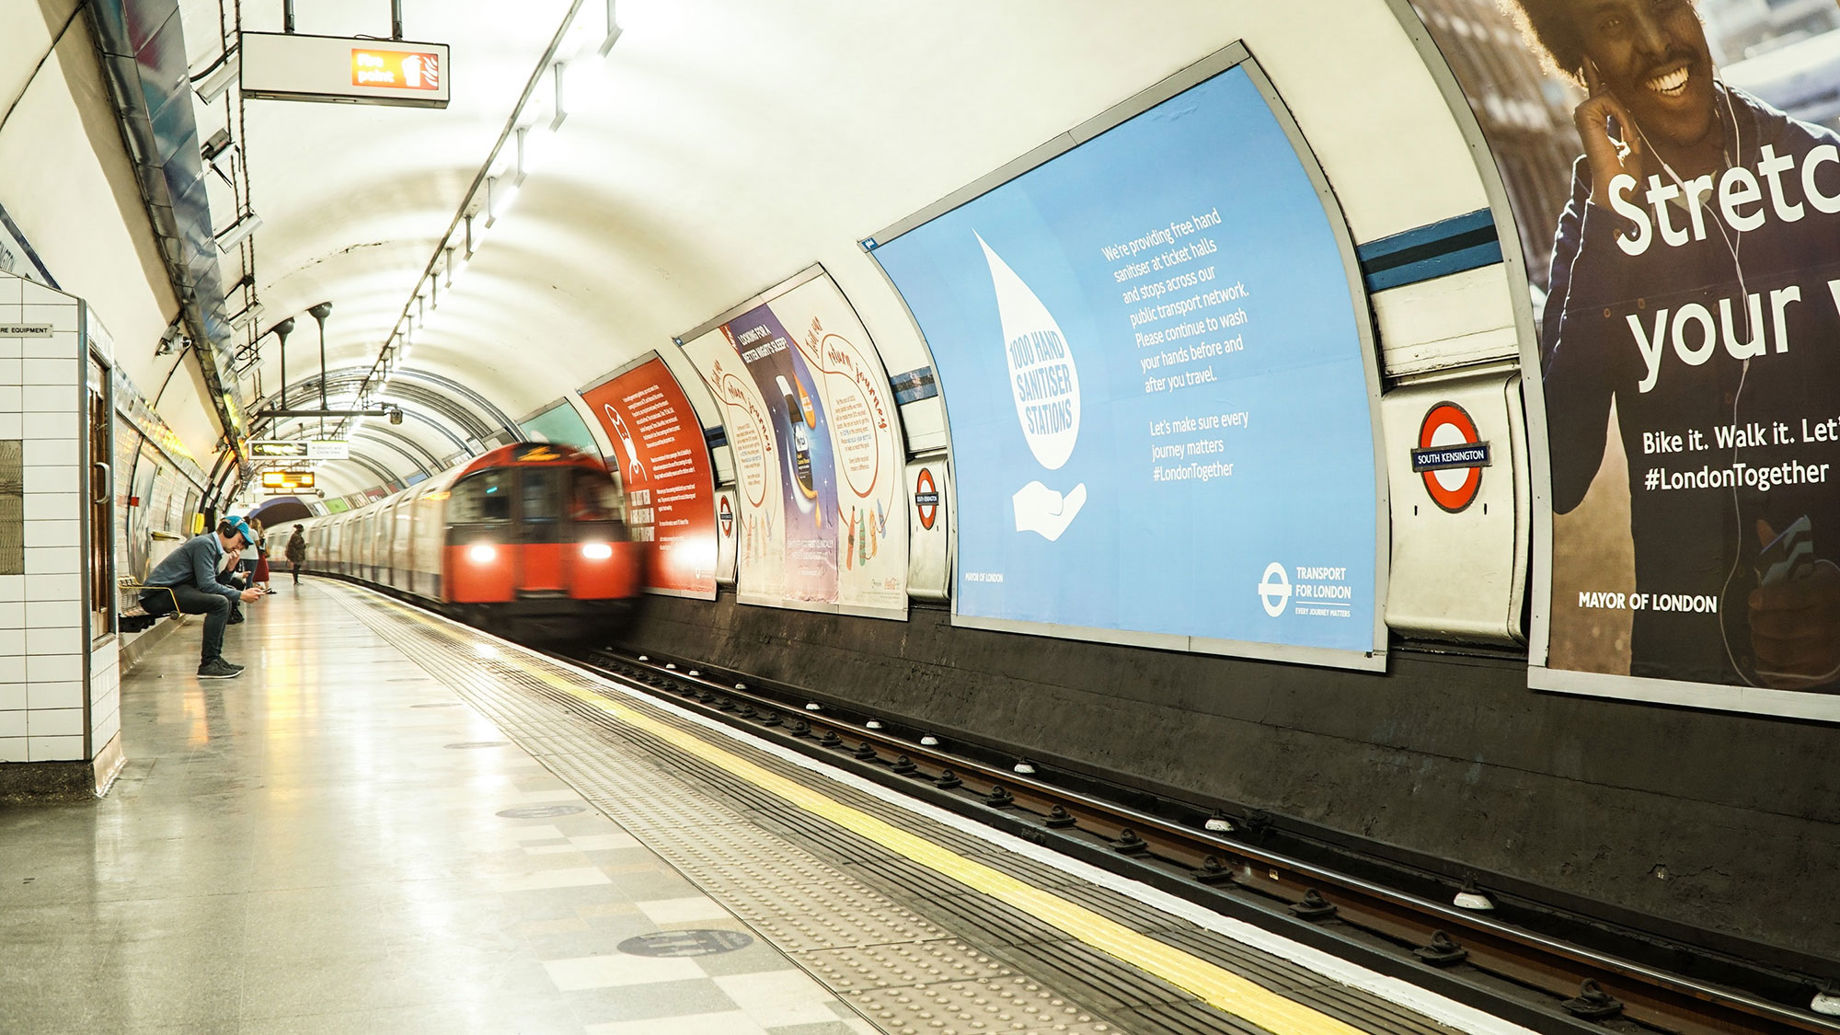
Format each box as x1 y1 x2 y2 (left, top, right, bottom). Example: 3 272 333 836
241 32 451 109
250 440 308 459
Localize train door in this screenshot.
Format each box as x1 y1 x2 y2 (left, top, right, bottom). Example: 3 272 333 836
446 468 515 602
565 468 630 598
379 496 399 588
369 502 384 583
378 499 397 585
516 466 565 593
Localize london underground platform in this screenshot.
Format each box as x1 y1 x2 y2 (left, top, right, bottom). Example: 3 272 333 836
0 581 1526 1034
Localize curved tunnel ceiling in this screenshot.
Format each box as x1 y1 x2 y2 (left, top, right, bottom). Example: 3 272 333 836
185 1 1482 506
236 366 523 496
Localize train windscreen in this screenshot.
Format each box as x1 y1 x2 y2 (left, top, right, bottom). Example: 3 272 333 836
450 470 513 524
521 469 560 524
569 470 620 524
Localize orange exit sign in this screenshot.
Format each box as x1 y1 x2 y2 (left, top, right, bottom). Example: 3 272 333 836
351 49 440 91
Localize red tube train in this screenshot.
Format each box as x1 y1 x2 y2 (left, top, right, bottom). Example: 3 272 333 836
298 442 645 639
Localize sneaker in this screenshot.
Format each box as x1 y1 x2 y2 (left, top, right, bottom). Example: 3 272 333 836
227 612 245 625
221 659 246 672
197 658 242 679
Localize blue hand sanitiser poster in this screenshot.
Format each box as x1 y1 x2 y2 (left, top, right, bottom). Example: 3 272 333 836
869 54 1386 667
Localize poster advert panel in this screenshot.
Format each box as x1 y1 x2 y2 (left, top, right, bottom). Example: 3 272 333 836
581 356 718 598
772 275 910 617
869 61 1382 663
682 324 792 607
680 272 911 616
1408 1 1840 714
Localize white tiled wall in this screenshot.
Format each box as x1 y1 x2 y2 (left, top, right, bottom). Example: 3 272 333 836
91 637 119 752
0 275 101 765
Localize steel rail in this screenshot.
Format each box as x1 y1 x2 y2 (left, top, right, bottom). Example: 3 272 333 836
577 647 1839 1035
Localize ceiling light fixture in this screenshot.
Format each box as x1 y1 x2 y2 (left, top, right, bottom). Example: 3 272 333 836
484 175 517 228
215 211 263 252
346 0 621 439
549 61 567 130
599 0 623 56
512 125 531 186
230 301 265 330
194 48 242 103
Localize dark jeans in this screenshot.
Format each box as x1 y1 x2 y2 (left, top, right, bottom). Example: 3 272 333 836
141 584 237 664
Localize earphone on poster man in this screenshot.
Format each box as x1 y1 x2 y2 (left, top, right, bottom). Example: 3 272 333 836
1617 68 1762 685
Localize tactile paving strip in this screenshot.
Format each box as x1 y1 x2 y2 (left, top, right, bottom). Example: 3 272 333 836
850 974 1123 1035
796 940 1014 992
333 587 1458 1035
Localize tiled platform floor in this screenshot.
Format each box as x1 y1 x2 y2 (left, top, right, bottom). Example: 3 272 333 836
0 581 872 1034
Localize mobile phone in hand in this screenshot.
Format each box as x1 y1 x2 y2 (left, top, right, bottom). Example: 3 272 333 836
1757 515 1815 587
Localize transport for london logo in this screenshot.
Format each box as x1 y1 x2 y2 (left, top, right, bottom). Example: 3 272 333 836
1258 561 1292 617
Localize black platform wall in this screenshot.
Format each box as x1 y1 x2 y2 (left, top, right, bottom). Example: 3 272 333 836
620 595 1840 962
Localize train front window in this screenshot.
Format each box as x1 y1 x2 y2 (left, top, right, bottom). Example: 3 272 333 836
451 470 513 523
569 470 620 522
521 468 560 523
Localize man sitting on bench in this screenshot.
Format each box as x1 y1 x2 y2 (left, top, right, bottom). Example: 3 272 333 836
141 516 265 679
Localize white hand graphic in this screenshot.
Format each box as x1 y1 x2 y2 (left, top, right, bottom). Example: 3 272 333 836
1012 481 1087 542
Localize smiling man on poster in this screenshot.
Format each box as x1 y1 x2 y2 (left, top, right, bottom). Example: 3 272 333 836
1522 0 1840 689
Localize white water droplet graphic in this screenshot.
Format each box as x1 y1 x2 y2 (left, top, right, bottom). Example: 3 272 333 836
978 233 1080 471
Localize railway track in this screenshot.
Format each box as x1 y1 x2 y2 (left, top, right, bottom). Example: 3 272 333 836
569 645 1838 1035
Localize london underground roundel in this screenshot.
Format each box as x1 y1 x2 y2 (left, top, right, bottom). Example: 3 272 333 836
914 467 939 531
1411 402 1490 513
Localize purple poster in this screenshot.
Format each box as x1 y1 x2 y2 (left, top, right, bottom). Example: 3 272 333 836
721 306 840 602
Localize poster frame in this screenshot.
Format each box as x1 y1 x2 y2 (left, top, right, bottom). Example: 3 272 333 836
1383 1 1840 721
672 264 912 620
577 351 722 601
862 41 1390 671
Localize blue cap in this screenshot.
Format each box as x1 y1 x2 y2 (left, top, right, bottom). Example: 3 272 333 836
225 516 254 546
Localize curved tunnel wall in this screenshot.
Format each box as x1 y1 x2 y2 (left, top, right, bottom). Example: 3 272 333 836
586 9 1837 967
32 0 1829 966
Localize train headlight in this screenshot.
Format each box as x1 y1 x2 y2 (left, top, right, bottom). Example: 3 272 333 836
467 543 497 564
580 542 613 561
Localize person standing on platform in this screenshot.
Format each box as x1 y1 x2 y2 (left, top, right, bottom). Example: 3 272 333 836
286 524 307 586
140 516 264 679
250 518 274 594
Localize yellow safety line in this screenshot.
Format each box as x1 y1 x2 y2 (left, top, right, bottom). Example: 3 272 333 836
377 595 1367 1035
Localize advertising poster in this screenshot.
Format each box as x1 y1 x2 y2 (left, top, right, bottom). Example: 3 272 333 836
772 275 910 616
680 269 911 616
1410 1 1840 715
682 327 790 606
580 356 719 598
869 56 1384 665
729 303 842 604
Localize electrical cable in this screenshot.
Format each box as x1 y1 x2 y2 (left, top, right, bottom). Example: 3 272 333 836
1627 80 1826 690
1637 84 1763 688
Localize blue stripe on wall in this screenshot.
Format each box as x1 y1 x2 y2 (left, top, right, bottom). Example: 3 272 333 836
1355 209 1502 293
